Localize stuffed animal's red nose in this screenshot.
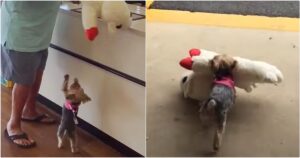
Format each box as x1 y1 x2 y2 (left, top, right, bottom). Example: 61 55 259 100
180 57 193 70
189 48 201 57
85 27 99 41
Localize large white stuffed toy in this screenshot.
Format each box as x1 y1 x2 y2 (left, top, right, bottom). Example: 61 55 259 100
180 48 283 101
81 1 132 41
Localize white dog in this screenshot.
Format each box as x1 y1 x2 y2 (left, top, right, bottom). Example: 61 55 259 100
82 1 132 41
180 48 283 100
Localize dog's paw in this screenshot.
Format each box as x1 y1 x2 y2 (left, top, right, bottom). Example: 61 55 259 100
64 74 69 80
57 137 63 149
213 132 222 152
71 147 79 153
213 145 219 152
213 139 220 152
58 142 63 149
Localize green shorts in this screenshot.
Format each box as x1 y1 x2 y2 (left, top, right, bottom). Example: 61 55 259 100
1 46 48 86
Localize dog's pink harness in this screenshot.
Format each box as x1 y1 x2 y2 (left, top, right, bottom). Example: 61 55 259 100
64 100 78 113
65 100 79 124
213 76 236 93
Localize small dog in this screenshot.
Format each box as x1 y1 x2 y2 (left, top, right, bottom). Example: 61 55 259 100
199 54 237 151
57 74 91 153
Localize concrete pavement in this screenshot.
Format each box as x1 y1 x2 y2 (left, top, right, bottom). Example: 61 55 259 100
146 22 299 156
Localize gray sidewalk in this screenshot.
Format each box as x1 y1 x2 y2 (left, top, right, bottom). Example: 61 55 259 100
146 22 299 156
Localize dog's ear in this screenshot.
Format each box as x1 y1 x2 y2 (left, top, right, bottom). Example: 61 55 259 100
209 57 219 72
62 74 69 95
209 60 213 71
79 89 91 104
231 60 237 69
74 78 79 84
71 78 81 89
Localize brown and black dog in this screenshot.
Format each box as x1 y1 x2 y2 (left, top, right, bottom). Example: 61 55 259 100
57 74 91 153
199 54 237 151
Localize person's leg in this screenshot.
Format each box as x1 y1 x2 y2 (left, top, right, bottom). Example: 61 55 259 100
21 49 54 123
2 47 41 146
21 70 54 122
6 83 35 145
22 70 42 114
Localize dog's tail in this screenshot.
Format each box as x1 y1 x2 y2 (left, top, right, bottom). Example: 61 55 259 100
206 98 217 111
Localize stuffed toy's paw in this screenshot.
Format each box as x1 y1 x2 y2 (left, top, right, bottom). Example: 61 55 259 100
233 57 283 86
85 27 99 41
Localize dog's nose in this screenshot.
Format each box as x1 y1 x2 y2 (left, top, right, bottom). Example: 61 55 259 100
116 25 122 29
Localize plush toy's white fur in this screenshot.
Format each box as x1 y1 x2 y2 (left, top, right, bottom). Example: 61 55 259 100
181 71 213 100
82 1 132 35
181 49 283 100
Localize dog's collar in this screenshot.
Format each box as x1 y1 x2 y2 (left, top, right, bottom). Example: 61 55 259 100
65 100 79 113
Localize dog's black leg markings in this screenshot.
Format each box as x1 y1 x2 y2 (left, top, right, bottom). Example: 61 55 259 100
214 111 227 151
57 127 65 149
